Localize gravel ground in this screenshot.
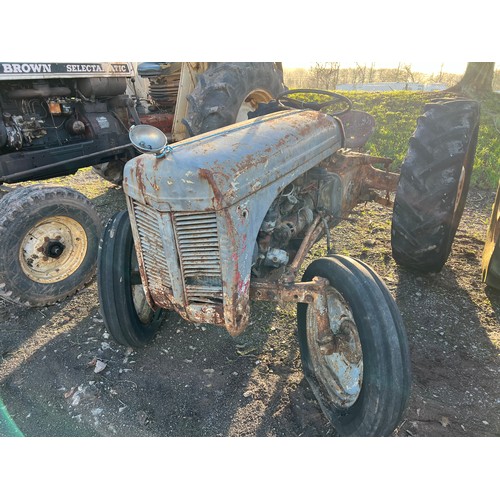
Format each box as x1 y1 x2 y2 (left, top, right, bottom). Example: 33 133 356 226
0 169 499 438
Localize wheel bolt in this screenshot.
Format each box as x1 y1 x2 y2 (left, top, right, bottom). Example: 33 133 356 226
319 342 335 356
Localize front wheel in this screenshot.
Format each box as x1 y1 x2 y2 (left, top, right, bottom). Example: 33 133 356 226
97 210 166 347
297 255 411 436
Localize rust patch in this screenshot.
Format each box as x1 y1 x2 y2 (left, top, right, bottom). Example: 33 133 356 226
251 276 334 347
324 150 399 213
185 304 225 325
234 153 266 176
199 168 224 211
139 113 174 134
133 158 148 203
250 276 329 304
287 214 324 278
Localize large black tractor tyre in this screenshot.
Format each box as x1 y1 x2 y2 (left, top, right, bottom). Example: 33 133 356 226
391 99 480 273
183 62 286 136
0 185 102 306
97 210 166 347
482 180 500 290
297 255 411 437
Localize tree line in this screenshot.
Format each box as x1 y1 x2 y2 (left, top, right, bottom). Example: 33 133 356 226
284 63 500 91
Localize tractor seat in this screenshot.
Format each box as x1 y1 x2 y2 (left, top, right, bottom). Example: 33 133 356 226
339 110 376 150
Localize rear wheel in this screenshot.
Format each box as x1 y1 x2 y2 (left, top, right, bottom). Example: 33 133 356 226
183 62 286 136
0 185 102 306
97 210 166 347
482 181 500 289
391 99 480 272
297 255 411 436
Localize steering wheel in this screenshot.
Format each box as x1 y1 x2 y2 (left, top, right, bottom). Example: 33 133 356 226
277 88 352 116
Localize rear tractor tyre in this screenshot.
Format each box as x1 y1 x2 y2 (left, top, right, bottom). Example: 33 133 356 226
391 99 480 272
0 185 102 306
92 63 285 183
297 255 411 437
97 210 166 347
183 62 286 136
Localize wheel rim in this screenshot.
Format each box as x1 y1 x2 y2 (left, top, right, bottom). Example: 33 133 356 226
235 89 274 122
306 287 363 408
130 245 155 324
19 216 87 284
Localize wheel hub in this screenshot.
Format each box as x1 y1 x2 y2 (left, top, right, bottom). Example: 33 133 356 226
19 216 87 284
236 89 274 123
306 287 364 408
44 239 65 259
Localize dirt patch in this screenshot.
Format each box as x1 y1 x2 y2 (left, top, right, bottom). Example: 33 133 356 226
0 169 499 437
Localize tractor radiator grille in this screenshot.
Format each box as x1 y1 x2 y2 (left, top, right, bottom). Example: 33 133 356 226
132 201 172 294
173 211 223 304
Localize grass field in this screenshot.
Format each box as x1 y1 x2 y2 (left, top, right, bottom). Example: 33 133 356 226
345 90 500 190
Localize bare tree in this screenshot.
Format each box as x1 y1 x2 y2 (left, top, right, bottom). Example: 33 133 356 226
394 63 401 82
438 63 444 82
367 63 375 83
354 63 367 85
402 64 415 83
283 67 309 88
310 62 340 90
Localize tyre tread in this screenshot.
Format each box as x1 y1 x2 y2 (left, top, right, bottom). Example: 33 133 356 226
183 62 286 136
391 99 480 272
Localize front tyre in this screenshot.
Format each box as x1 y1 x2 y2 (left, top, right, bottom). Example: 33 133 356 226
97 210 166 347
297 256 411 437
0 185 102 306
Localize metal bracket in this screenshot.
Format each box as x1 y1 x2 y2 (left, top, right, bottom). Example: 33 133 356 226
250 276 335 352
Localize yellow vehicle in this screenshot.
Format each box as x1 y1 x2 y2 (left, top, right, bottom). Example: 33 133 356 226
482 180 500 289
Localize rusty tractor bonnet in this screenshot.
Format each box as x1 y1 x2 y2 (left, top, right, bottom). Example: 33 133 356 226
122 109 344 335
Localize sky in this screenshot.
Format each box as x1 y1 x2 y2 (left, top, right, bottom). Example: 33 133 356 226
3 2 496 70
